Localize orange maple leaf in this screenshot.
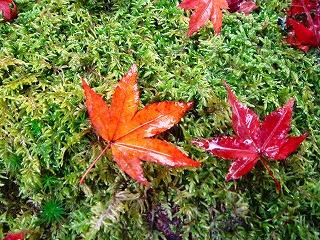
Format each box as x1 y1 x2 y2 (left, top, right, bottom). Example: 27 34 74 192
179 0 229 36
80 65 200 186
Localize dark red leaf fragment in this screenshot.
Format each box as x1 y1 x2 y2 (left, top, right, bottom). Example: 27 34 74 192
0 0 17 22
285 0 320 51
227 0 257 14
3 231 25 240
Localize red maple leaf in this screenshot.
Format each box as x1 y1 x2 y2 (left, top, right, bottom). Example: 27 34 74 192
192 82 307 191
3 232 25 240
179 0 229 36
179 0 257 36
286 0 320 51
227 0 257 14
80 65 200 186
0 0 17 22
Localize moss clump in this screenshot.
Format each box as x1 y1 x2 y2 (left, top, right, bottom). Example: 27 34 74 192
0 0 319 239
40 200 65 223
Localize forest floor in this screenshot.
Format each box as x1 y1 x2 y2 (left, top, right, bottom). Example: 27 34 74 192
0 0 319 239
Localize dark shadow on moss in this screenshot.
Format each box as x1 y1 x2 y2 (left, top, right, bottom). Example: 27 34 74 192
79 0 114 14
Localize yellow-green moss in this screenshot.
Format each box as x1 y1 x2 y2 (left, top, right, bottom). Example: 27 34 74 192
0 0 319 239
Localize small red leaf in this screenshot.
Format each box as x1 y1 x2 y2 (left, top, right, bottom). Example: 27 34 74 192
0 0 17 22
4 232 25 240
227 0 257 14
81 65 200 185
179 0 229 36
179 0 257 36
192 83 307 190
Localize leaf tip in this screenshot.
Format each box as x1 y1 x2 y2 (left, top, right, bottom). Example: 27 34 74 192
193 161 201 167
287 98 295 107
139 179 150 187
187 30 194 37
129 64 138 73
299 132 309 142
191 139 205 148
223 80 229 89
186 101 194 109
225 173 235 182
223 81 238 103
223 81 233 95
81 78 89 90
121 64 138 84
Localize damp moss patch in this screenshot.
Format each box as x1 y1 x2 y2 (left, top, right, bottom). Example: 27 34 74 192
0 0 319 239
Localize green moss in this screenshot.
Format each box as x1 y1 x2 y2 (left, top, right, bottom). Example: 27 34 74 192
0 0 319 239
41 200 65 223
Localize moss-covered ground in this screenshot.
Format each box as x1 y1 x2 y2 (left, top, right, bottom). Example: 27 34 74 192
0 0 319 239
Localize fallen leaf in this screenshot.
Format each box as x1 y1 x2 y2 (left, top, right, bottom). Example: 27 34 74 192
0 0 17 22
285 0 320 51
4 232 25 240
179 0 229 36
192 82 307 191
227 0 257 14
80 65 200 186
287 0 318 15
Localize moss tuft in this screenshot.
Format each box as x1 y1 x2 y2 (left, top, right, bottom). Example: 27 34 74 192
0 0 319 239
41 200 65 223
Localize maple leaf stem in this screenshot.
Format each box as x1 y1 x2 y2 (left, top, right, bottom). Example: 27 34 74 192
260 158 281 193
79 142 111 184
